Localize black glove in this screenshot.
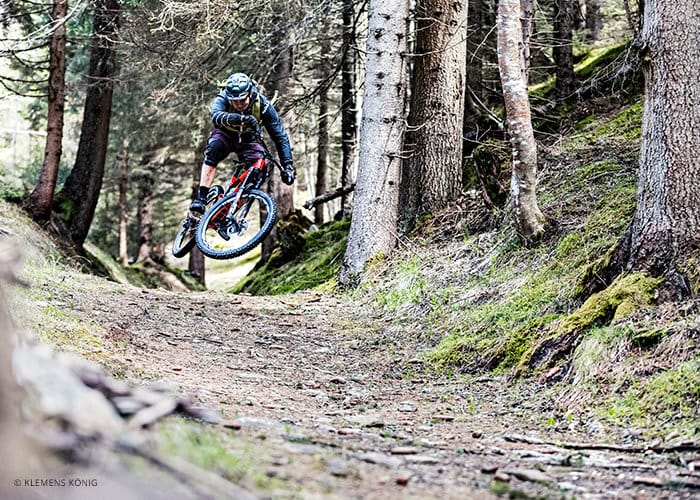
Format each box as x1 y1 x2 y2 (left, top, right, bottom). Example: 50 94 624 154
242 114 258 128
281 163 295 185
223 112 243 128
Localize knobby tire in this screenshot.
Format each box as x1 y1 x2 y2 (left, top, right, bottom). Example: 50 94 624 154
172 217 198 258
195 188 277 260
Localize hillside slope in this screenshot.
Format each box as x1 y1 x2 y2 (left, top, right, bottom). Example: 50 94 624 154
235 95 699 444
2 199 699 498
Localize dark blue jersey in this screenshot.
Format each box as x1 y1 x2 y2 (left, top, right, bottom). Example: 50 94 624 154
209 87 293 165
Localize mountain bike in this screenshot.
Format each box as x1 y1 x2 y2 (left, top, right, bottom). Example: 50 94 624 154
171 152 279 260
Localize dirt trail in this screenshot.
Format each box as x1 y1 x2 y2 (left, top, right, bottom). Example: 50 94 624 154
51 284 700 499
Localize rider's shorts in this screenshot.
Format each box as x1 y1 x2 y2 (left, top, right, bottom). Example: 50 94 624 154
204 129 265 167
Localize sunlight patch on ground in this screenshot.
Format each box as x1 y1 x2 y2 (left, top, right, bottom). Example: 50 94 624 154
205 248 260 291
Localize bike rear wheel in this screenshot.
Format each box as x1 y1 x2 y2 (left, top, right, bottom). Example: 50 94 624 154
195 188 277 260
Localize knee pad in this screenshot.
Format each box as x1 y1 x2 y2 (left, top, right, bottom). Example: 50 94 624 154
204 138 228 166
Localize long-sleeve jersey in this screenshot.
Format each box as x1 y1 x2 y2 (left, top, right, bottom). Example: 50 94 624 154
209 88 293 165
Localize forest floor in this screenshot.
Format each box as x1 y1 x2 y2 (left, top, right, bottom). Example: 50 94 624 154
8 266 699 500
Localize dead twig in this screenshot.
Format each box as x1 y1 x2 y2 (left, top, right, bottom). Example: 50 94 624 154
504 434 700 454
303 184 355 210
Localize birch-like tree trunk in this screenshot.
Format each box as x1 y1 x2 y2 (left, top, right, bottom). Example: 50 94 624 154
497 0 545 244
401 0 467 230
520 0 534 74
118 140 129 266
26 0 67 222
338 0 408 288
624 0 700 299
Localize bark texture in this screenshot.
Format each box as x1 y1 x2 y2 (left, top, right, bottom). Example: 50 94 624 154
585 0 602 40
340 0 358 218
626 0 700 299
26 0 68 221
553 0 576 101
402 0 467 229
56 0 119 246
135 161 154 263
338 0 408 287
497 0 545 244
188 129 208 285
260 25 296 266
118 141 129 265
315 85 329 225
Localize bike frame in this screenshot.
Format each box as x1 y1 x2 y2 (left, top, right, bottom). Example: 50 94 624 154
207 156 273 228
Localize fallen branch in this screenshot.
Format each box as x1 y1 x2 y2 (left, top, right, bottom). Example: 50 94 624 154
303 184 355 210
504 434 700 454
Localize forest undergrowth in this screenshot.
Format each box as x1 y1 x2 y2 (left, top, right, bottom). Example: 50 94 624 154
237 93 699 443
1 94 698 498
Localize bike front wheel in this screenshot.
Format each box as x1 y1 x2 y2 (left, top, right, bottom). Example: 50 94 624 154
171 185 224 258
195 188 277 260
172 215 198 258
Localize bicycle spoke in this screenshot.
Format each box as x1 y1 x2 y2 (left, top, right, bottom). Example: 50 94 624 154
195 189 277 260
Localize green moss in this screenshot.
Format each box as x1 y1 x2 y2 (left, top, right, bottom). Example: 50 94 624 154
516 272 661 371
156 419 252 483
231 219 349 295
606 358 700 439
575 42 630 81
592 101 644 141
375 257 426 312
560 273 660 332
426 267 566 373
530 42 631 101
496 314 560 373
557 183 636 279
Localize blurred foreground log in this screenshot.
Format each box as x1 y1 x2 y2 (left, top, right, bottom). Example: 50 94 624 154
0 236 254 499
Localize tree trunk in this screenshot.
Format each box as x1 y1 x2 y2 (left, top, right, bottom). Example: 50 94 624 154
315 85 329 225
55 0 119 247
625 0 700 300
188 129 208 285
25 0 67 222
521 0 535 74
401 0 467 231
340 0 358 218
135 161 154 263
497 0 546 244
463 0 486 159
623 0 643 37
338 0 408 288
585 0 602 40
553 0 576 101
259 25 296 266
118 140 129 266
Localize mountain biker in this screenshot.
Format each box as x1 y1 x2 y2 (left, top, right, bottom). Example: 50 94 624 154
189 72 295 214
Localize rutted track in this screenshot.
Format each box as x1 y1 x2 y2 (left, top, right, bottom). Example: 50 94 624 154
59 284 699 499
